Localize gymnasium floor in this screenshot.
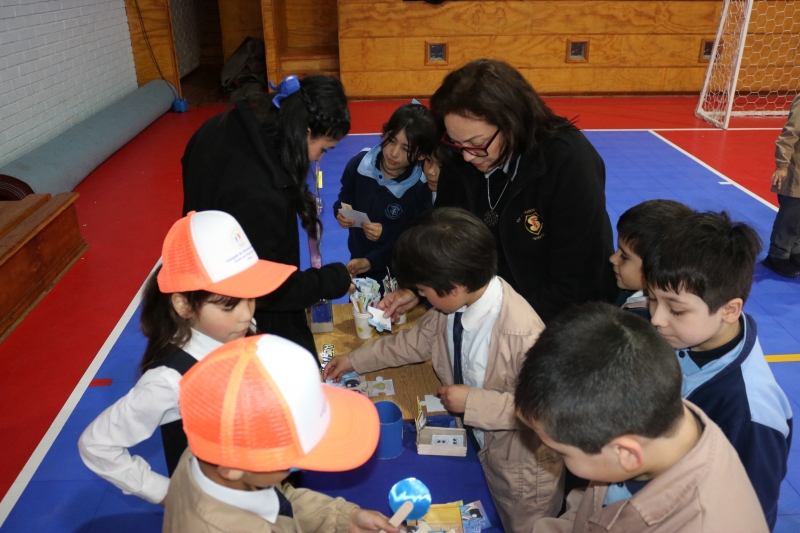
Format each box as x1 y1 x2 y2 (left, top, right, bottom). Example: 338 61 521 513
1 97 799 532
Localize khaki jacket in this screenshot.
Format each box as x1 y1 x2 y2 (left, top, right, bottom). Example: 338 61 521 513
163 450 358 533
772 93 800 198
349 279 564 532
533 401 769 533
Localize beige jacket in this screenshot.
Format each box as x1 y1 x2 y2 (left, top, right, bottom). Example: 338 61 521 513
162 450 358 533
533 401 769 533
772 93 800 198
349 278 564 532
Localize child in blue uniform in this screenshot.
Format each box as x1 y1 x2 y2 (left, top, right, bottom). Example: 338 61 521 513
645 210 792 531
334 103 436 284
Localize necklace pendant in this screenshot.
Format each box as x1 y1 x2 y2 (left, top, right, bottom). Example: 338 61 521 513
484 209 499 227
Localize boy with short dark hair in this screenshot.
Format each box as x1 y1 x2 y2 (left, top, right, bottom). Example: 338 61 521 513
609 200 695 319
516 302 769 533
324 207 564 533
163 334 398 533
644 211 792 531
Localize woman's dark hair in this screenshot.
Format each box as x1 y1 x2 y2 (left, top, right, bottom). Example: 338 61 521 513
252 75 351 239
138 267 243 374
515 302 684 454
381 103 438 163
430 59 570 167
392 207 497 296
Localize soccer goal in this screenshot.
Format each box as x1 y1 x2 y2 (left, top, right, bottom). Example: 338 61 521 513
696 0 799 129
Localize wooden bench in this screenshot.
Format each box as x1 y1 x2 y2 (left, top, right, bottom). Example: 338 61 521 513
0 193 88 343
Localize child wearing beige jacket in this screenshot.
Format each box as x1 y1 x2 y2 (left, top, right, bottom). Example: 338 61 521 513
325 208 564 533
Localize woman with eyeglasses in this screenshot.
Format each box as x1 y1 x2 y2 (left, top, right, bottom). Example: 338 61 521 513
379 59 618 324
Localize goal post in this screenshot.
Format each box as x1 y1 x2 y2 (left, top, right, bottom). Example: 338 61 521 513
696 0 799 129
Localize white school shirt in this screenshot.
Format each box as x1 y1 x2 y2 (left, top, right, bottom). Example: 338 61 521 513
190 456 281 523
445 276 504 449
78 329 222 504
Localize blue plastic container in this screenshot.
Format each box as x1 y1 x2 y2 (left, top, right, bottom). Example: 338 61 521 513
375 401 404 459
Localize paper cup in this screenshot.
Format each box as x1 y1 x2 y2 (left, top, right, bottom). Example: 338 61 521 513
353 311 374 339
395 313 407 325
375 401 403 459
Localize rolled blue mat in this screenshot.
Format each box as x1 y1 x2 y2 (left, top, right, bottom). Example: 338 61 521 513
0 80 176 194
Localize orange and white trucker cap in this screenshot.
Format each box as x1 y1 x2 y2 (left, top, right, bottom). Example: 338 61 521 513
180 334 380 472
157 210 296 298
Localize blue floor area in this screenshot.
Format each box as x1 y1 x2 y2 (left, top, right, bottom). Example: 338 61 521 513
3 131 800 532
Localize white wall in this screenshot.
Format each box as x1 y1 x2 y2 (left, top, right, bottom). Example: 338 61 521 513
0 0 138 169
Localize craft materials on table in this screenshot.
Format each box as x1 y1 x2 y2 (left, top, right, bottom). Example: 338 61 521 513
460 501 492 532
351 278 381 314
325 371 396 398
387 478 432 532
416 397 467 457
382 269 407 324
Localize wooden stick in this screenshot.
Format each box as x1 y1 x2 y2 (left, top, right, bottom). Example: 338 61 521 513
379 501 414 533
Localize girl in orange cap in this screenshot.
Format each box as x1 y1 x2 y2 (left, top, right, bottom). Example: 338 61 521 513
79 210 297 506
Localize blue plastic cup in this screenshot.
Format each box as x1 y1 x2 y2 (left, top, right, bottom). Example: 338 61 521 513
375 401 403 459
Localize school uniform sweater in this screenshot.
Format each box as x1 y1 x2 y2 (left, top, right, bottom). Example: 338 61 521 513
333 147 432 283
533 401 770 533
181 102 351 357
436 125 618 323
677 313 792 531
78 329 222 504
163 449 358 533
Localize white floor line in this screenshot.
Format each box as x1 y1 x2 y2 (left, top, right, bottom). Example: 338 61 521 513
0 260 160 527
648 130 778 213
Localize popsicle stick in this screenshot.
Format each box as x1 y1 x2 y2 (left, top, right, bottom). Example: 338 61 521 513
379 501 414 533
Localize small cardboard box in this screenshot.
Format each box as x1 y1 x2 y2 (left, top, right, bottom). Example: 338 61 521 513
415 397 467 457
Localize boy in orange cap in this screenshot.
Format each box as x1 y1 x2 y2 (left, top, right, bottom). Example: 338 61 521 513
163 334 398 533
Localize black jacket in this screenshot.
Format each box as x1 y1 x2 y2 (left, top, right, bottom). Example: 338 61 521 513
181 102 351 357
436 126 618 322
333 149 432 284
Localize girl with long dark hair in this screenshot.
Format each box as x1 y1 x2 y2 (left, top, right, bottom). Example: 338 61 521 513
181 75 353 357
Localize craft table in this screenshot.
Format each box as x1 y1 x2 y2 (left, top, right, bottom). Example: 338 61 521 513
313 303 447 420
309 304 504 532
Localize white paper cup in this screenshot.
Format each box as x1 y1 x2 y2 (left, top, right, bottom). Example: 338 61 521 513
395 313 407 325
353 311 374 339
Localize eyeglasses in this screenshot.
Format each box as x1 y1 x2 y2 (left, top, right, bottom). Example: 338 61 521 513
440 129 500 157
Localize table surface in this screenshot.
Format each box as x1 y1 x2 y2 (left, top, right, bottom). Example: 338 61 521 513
313 303 447 420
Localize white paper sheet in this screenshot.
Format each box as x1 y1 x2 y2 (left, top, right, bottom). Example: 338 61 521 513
338 208 371 228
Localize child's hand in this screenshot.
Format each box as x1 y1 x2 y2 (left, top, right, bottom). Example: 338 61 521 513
347 258 371 276
362 222 383 241
323 355 355 382
349 509 403 533
437 384 470 414
772 167 789 187
337 210 356 228
378 289 419 322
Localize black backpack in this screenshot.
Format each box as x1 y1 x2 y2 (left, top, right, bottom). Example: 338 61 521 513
220 37 268 102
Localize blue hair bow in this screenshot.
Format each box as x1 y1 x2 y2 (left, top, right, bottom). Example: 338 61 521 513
269 75 301 108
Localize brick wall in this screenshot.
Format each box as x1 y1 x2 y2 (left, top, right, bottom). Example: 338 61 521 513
0 0 138 169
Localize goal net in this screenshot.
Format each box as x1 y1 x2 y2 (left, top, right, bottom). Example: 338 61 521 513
696 0 799 129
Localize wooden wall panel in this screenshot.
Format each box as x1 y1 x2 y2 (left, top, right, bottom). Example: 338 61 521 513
338 0 729 97
261 0 280 80
338 1 721 38
219 0 264 62
124 0 181 95
340 34 715 72
200 0 223 67
285 0 338 49
341 67 707 98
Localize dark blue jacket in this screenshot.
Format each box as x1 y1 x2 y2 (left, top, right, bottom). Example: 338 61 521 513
334 147 432 283
679 313 792 531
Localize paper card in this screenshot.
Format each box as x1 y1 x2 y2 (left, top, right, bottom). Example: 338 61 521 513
338 208 371 227
341 202 352 210
416 397 428 432
367 306 392 331
460 501 491 530
365 376 395 397
431 434 464 447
